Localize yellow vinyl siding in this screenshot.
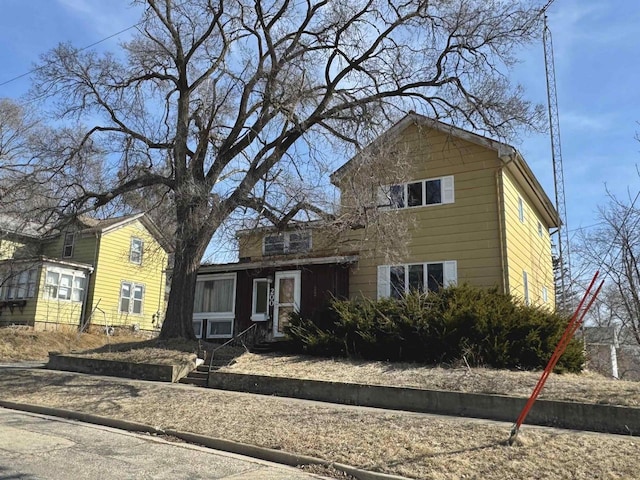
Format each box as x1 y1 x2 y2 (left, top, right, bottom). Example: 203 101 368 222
344 125 504 299
502 170 555 309
42 231 99 265
0 237 38 260
89 220 167 330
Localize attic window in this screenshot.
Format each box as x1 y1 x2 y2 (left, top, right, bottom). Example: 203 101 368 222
130 238 144 264
263 231 311 256
62 232 75 258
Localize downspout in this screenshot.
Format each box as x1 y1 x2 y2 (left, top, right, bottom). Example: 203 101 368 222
81 231 101 330
497 146 516 295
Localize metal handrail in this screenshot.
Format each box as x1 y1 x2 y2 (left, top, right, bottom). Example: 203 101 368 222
207 323 259 371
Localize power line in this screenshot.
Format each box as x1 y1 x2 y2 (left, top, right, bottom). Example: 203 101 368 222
0 17 144 89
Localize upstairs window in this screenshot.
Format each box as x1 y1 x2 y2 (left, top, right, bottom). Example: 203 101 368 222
130 238 144 264
263 231 312 256
518 196 525 223
379 176 454 209
62 232 75 258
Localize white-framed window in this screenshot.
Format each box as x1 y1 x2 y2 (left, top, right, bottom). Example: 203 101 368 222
377 261 457 299
120 282 144 314
537 221 544 238
192 318 203 339
62 232 75 258
193 273 236 339
263 231 312 256
523 271 530 305
3 268 38 300
251 278 270 321
130 237 144 264
45 267 85 302
542 286 548 303
518 196 525 223
378 176 454 209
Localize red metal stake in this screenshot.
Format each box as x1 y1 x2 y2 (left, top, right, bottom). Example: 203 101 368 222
508 271 603 444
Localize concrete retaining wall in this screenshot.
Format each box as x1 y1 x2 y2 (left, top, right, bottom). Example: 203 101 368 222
47 353 194 382
209 372 639 435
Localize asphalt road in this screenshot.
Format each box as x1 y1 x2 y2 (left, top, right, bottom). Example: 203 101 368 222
0 408 330 480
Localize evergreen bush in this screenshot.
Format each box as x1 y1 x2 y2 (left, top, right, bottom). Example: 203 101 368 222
284 285 583 372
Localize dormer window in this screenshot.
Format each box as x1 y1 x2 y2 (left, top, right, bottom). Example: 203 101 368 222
263 231 311 256
62 232 75 258
130 237 144 264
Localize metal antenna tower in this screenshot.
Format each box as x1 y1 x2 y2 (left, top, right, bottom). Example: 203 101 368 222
542 13 572 310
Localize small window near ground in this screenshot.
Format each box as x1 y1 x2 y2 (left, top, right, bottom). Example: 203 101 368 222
62 232 75 258
192 319 203 339
130 238 144 264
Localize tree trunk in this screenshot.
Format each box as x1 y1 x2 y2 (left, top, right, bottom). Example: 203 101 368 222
159 200 213 340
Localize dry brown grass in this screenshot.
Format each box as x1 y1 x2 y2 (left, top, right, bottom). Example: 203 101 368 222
220 352 640 407
0 368 637 480
0 327 201 366
0 327 147 362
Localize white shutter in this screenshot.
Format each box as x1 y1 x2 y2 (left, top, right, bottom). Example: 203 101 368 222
377 185 390 209
377 265 391 299
444 260 457 286
442 176 455 204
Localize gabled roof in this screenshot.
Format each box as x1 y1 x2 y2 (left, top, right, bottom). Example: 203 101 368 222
330 112 560 228
77 213 174 253
0 214 44 239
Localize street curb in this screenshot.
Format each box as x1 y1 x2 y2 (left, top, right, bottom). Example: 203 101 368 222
0 400 411 480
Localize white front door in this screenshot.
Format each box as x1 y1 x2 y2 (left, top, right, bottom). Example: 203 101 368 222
273 270 301 338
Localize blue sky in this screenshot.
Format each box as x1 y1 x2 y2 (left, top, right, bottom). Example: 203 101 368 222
1 0 639 251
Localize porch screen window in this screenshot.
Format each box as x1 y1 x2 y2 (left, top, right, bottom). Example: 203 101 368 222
4 268 37 300
45 268 85 302
193 273 236 339
377 261 457 299
251 278 270 321
120 282 144 314
379 176 454 209
263 231 311 256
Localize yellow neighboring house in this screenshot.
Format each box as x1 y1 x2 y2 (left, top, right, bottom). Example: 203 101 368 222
0 213 171 332
198 113 559 341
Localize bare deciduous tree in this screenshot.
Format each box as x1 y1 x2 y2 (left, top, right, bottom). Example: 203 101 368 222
576 191 640 346
9 0 544 339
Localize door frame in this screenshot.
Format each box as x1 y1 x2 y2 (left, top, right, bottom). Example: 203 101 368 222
272 270 301 338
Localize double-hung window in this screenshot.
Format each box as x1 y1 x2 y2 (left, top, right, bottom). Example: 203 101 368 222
4 268 38 300
379 176 454 209
45 268 85 302
193 273 236 338
263 231 311 256
130 238 144 264
377 261 457 299
62 232 75 258
120 282 144 314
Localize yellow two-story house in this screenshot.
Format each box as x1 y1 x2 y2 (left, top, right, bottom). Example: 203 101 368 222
196 113 559 341
0 213 171 332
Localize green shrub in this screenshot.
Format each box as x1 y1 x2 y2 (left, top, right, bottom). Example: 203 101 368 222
284 285 583 372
